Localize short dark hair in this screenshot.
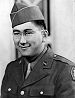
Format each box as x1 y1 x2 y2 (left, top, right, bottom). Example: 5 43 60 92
33 20 46 29
32 20 50 36
33 20 51 48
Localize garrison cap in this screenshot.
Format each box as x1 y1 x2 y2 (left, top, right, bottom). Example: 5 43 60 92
10 3 44 28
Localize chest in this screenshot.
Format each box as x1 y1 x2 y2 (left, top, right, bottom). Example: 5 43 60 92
4 73 55 98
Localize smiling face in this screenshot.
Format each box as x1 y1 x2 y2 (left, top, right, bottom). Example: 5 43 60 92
13 21 46 56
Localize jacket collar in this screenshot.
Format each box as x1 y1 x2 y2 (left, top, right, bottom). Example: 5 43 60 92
22 47 54 87
14 47 54 87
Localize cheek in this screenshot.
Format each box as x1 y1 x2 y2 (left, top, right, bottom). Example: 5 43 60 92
13 38 20 46
13 36 19 42
28 38 42 46
29 34 43 43
35 36 43 43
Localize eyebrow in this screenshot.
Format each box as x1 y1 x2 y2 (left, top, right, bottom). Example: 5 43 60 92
13 29 20 33
24 29 33 32
13 29 33 32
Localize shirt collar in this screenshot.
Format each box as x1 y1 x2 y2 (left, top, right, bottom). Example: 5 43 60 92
30 47 47 70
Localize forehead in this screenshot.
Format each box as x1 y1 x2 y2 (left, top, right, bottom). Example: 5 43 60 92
13 22 38 31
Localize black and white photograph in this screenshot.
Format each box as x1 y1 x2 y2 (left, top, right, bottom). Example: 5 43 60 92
0 0 75 98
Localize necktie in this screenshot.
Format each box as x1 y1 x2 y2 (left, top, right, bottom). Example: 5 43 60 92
25 63 31 79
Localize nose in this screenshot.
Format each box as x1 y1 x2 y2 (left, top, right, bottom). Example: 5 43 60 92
20 34 26 46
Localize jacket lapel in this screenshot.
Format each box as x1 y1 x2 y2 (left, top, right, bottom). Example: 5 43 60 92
13 57 27 87
22 48 54 87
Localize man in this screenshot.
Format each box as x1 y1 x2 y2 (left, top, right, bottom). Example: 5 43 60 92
1 2 75 98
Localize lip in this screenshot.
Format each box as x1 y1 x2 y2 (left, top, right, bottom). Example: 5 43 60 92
19 44 31 49
21 47 29 49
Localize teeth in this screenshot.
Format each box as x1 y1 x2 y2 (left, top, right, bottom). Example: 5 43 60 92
19 44 30 48
25 45 29 47
21 45 30 48
21 46 28 48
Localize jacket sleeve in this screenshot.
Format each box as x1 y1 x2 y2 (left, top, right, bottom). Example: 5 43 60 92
55 64 75 98
1 64 9 98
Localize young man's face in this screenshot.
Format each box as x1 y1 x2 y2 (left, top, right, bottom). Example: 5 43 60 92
13 22 45 56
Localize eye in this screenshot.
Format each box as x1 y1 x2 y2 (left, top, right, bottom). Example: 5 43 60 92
13 29 21 35
25 31 34 35
13 32 20 35
26 31 32 34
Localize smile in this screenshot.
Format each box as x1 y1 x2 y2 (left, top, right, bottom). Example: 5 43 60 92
19 44 31 49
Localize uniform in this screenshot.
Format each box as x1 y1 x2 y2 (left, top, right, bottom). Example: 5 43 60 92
1 2 75 98
1 47 75 98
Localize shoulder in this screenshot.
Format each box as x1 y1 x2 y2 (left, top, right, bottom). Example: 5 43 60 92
53 54 75 81
47 47 75 66
5 56 23 71
53 54 75 66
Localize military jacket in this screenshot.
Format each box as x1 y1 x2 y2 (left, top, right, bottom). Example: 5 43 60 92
1 48 75 98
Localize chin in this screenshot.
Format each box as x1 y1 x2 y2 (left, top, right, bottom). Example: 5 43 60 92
20 51 31 56
22 54 30 56
18 48 34 56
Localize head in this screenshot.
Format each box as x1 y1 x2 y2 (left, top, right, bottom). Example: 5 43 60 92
10 3 49 57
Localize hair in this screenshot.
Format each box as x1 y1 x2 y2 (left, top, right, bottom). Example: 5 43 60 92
32 20 50 36
32 20 51 48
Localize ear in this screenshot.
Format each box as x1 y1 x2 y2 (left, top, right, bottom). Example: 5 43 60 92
41 30 48 37
41 30 48 42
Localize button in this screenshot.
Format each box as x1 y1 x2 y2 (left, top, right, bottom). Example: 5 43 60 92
8 88 11 91
43 62 47 66
20 91 24 95
54 54 57 57
19 60 21 64
40 91 43 95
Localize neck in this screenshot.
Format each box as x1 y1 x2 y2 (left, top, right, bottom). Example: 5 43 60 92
25 47 47 63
